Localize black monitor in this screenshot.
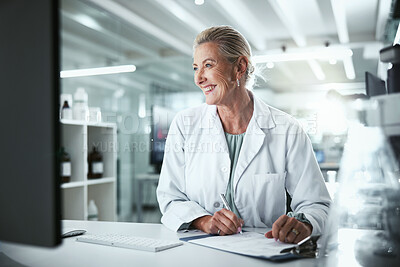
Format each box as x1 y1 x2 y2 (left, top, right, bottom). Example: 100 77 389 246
0 0 61 247
150 105 176 173
365 71 387 97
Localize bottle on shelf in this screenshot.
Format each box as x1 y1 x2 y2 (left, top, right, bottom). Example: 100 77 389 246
87 200 98 221
88 146 103 179
89 107 102 123
73 87 89 121
60 147 71 183
60 100 73 120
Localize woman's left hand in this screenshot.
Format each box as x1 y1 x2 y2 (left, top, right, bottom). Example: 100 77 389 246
264 215 312 243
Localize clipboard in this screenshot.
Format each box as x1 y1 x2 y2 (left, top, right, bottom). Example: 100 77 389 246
180 232 319 261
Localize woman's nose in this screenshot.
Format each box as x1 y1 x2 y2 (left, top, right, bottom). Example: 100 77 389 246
195 69 205 86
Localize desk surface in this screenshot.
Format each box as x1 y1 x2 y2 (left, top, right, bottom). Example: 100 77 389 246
0 220 318 267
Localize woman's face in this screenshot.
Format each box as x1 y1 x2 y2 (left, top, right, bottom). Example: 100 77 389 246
193 42 236 106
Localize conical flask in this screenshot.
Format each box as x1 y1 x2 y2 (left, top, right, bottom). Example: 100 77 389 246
321 99 400 267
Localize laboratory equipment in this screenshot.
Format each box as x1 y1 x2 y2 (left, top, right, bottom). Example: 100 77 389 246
365 72 386 97
321 99 400 267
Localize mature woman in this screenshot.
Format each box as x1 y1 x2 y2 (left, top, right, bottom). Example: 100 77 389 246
156 26 331 244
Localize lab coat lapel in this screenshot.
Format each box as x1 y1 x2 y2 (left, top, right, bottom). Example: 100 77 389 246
233 97 276 189
233 118 265 187
200 104 230 164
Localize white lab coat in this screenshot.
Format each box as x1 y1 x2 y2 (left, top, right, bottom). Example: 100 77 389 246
156 95 332 235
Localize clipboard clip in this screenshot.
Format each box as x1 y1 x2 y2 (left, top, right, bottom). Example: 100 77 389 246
280 235 320 258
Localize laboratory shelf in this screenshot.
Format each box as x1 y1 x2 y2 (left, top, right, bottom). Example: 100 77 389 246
86 177 116 186
61 181 85 189
60 120 117 221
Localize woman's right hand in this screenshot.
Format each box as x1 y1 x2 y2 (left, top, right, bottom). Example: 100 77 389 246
192 209 244 235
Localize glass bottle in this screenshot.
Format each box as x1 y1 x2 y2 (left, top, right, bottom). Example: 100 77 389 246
61 100 72 120
60 147 71 183
321 99 400 266
73 87 89 121
88 146 103 179
87 200 99 221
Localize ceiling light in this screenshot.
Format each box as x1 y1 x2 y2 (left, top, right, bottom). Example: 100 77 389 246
195 0 204 5
60 65 136 78
268 0 307 47
155 0 207 32
329 59 337 64
73 14 102 31
330 0 349 43
87 0 192 55
215 0 266 50
253 48 353 63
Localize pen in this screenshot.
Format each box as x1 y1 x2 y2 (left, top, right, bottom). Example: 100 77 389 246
219 193 243 234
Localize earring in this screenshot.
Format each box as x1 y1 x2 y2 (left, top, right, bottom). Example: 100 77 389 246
237 79 240 87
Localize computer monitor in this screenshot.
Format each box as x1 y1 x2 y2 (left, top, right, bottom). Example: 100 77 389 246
0 0 61 247
365 71 387 97
150 105 176 173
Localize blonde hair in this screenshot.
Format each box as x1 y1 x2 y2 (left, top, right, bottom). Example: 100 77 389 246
193 25 255 87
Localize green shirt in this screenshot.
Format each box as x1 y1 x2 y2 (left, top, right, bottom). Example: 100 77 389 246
224 132 246 219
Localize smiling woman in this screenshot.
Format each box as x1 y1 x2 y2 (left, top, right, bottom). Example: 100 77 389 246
193 42 240 106
156 25 332 244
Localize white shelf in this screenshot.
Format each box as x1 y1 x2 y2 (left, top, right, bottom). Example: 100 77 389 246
61 181 85 189
87 177 116 186
61 177 116 189
60 121 117 221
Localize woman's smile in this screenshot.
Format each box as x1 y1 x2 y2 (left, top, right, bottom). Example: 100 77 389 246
203 85 216 94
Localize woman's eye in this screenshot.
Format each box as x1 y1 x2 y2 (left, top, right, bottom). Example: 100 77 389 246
193 67 198 71
205 63 212 67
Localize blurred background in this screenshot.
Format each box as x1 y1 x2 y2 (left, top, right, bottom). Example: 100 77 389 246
59 0 400 223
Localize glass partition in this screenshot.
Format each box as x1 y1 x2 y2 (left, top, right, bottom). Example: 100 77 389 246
60 0 202 222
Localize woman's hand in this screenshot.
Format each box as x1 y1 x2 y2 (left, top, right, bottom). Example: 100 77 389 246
192 209 244 236
265 215 312 243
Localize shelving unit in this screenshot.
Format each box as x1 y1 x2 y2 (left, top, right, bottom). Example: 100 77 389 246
60 119 117 221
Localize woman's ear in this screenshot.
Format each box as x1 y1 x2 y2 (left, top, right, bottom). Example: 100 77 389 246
236 56 248 80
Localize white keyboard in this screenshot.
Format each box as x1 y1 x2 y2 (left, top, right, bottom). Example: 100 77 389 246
76 234 183 252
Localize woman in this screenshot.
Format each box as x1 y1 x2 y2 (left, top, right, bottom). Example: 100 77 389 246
156 26 331 244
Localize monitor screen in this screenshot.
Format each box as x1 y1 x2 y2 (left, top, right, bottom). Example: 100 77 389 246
0 0 61 247
365 71 387 97
150 105 176 173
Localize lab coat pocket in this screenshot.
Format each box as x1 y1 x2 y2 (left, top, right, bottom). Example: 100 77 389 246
252 172 287 223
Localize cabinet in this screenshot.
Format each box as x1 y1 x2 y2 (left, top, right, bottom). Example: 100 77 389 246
60 119 117 221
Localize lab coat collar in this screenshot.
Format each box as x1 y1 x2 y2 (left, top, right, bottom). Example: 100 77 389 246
200 105 218 129
200 92 276 130
253 94 276 130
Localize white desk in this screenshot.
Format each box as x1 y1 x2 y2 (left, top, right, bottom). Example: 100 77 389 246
0 220 317 267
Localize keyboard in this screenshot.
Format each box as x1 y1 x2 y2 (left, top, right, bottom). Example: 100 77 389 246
76 234 183 252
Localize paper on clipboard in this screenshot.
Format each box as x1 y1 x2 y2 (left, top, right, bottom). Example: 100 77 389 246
180 231 298 260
